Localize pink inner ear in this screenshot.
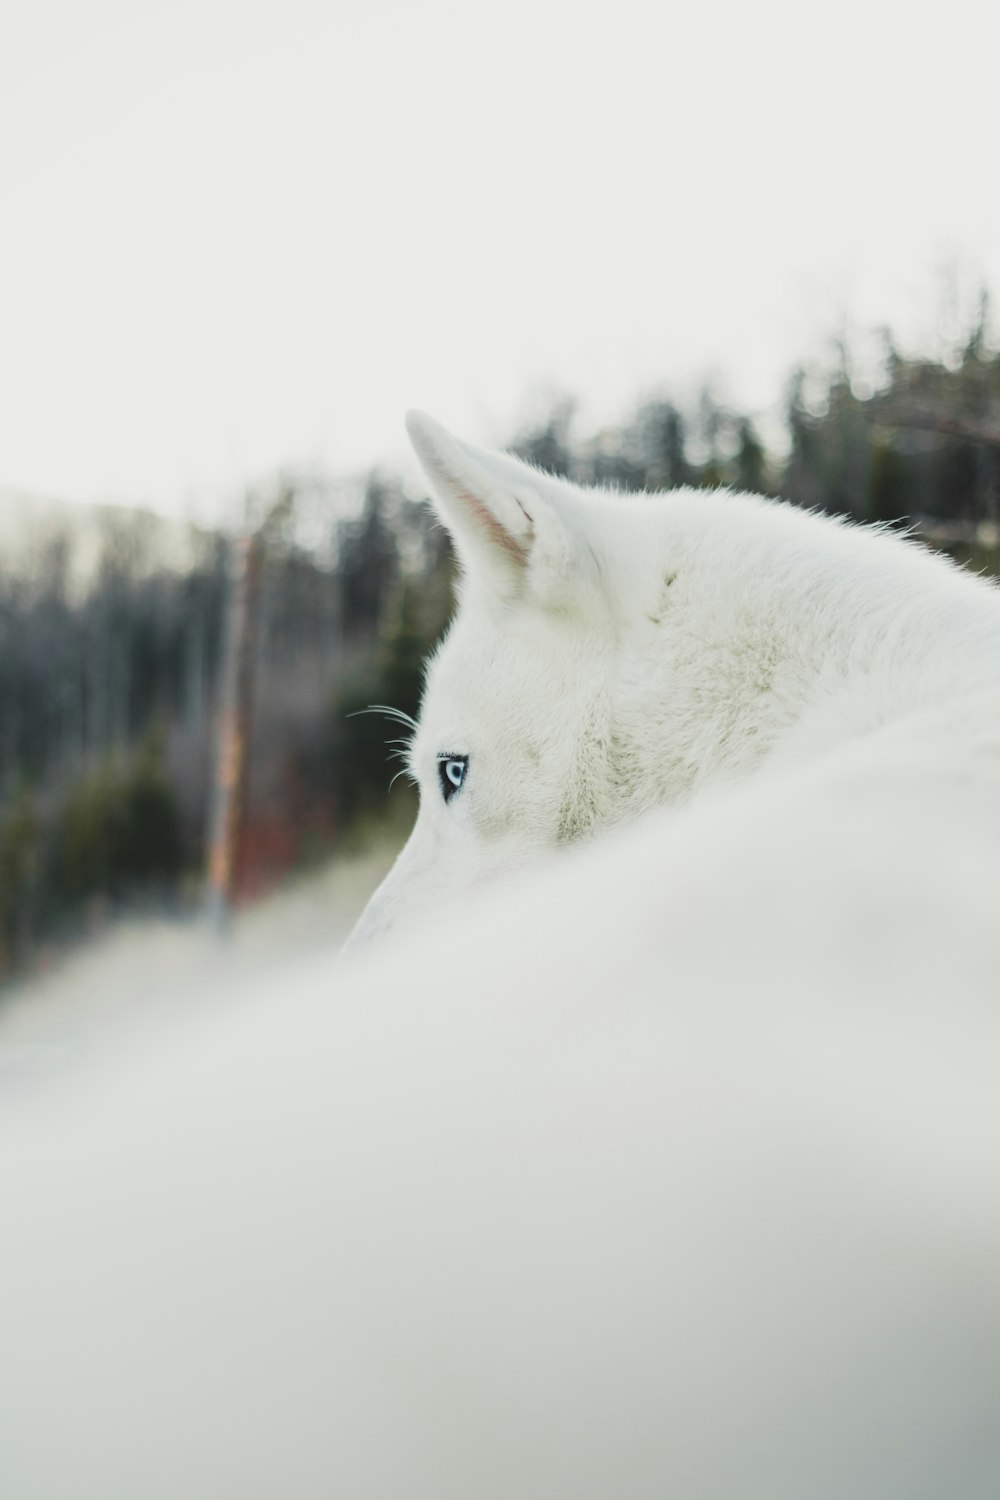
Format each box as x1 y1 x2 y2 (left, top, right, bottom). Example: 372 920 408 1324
459 488 531 565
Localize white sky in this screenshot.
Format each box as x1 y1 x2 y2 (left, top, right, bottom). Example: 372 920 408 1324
1 0 997 523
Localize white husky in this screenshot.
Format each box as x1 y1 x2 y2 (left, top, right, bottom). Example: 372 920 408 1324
2 414 1000 1498
350 410 1000 946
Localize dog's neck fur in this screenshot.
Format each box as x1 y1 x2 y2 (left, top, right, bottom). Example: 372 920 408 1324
587 488 1000 816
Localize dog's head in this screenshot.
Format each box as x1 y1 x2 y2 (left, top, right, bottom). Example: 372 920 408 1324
346 412 660 950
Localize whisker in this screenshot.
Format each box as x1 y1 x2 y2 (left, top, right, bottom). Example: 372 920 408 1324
348 703 419 792
346 703 420 732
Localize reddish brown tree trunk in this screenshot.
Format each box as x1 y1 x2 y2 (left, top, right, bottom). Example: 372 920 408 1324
206 531 261 928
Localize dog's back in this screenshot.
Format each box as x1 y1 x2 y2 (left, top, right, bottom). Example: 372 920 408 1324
2 691 1000 1497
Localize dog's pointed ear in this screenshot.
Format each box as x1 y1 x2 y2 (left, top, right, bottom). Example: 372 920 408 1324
406 410 590 606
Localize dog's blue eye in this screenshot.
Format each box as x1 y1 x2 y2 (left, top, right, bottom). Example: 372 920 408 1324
437 756 468 803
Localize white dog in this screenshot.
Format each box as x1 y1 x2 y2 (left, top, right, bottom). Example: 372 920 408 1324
2 415 1000 1498
350 410 1000 946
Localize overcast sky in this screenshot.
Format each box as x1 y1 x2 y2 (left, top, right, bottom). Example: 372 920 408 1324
2 0 997 523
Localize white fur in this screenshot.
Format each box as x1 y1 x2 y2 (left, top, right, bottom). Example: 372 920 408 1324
2 743 1000 1496
349 411 1000 946
2 414 1000 1496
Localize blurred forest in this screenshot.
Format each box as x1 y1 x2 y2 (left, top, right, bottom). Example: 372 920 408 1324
2 312 1000 977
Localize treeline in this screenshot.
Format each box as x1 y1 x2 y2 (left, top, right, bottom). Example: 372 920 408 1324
2 314 999 974
513 321 1000 541
0 482 451 973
